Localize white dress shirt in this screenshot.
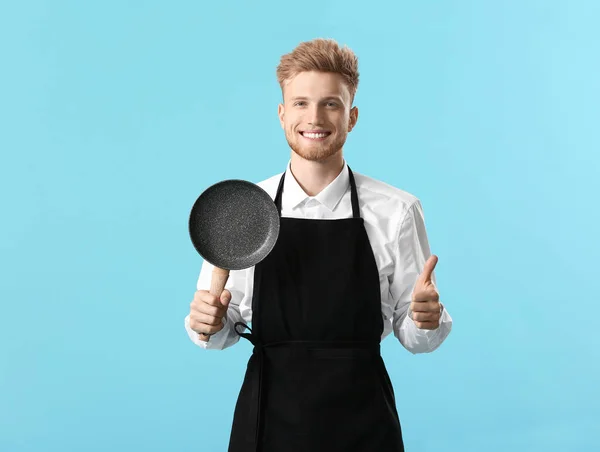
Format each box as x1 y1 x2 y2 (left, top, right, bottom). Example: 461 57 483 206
185 159 452 354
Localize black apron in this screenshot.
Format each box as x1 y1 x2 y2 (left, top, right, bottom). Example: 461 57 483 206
228 165 404 452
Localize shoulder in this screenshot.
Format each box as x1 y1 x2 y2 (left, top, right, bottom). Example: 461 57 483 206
253 171 285 200
351 169 419 221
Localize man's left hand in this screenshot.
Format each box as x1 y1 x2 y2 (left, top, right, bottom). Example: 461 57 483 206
410 255 442 330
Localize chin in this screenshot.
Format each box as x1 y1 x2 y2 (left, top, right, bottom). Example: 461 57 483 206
291 146 340 162
287 134 346 162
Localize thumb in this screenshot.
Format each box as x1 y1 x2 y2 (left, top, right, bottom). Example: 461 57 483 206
220 289 232 309
418 254 438 284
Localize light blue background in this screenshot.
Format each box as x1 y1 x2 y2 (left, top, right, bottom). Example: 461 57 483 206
1 1 598 451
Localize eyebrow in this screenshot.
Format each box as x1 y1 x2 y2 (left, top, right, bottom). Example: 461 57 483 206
290 96 344 102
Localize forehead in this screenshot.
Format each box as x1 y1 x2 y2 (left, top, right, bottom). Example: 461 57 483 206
283 71 350 100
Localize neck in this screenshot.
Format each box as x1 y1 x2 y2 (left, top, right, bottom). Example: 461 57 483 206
289 150 345 197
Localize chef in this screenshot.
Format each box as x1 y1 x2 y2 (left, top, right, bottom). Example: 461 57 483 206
185 38 452 452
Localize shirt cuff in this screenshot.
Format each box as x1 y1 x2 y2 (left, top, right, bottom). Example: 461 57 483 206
404 302 452 352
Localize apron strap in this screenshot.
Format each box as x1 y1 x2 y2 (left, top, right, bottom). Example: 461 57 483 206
234 322 259 345
234 322 264 451
274 163 361 219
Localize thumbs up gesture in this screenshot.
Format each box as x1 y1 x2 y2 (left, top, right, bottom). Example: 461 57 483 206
410 255 442 330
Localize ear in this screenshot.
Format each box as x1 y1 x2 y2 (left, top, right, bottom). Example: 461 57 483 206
278 103 285 129
348 106 359 132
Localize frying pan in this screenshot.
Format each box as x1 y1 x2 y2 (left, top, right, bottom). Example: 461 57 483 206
189 179 280 341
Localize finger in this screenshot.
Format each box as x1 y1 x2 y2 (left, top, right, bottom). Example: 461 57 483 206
418 255 438 284
414 320 438 330
194 290 226 307
190 319 224 335
412 311 440 322
191 313 222 327
220 289 232 308
410 300 440 312
198 324 223 335
191 302 225 319
412 289 439 303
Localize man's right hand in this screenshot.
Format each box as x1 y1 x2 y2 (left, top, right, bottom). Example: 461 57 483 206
189 289 231 337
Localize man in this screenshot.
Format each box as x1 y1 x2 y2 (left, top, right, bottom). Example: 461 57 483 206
185 38 452 452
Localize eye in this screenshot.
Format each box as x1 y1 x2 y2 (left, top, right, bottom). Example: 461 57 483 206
326 102 338 108
294 101 307 107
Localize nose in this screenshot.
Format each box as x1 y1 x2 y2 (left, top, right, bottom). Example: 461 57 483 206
307 104 325 126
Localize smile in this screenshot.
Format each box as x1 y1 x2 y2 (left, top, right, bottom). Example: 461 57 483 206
300 131 332 140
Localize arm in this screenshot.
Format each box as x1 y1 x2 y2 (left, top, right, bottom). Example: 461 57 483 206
389 200 453 354
184 259 249 350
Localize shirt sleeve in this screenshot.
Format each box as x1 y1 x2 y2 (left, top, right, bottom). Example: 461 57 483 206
388 200 453 354
184 259 249 350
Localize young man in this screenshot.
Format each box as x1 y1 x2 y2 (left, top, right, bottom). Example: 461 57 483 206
185 38 453 452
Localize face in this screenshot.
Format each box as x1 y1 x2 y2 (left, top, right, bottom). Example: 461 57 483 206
278 71 358 162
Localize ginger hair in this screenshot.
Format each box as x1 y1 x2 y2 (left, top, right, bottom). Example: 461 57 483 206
276 38 360 104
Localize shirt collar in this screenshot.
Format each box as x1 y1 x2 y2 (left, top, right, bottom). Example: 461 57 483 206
282 158 350 212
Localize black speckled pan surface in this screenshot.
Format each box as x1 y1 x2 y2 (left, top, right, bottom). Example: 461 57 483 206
189 179 280 271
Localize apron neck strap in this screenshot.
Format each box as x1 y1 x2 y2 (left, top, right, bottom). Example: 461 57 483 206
274 164 360 219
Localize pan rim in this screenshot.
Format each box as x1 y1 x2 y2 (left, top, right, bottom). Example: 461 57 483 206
188 179 280 270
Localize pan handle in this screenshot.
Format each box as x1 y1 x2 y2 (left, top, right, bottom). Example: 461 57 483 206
198 266 230 342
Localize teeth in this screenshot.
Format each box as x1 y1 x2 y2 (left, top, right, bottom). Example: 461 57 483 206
303 132 329 139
